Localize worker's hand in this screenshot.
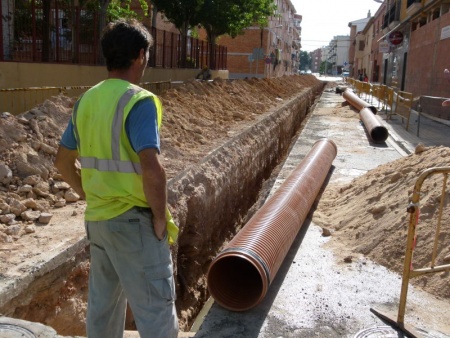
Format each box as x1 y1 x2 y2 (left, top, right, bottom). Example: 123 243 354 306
153 216 167 241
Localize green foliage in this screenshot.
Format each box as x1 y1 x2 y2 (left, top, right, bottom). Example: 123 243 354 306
152 0 204 35
198 0 276 43
152 0 275 42
299 51 311 71
107 0 148 21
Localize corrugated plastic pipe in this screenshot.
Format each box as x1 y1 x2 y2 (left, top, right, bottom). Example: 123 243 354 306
207 138 337 311
343 88 377 114
359 107 389 143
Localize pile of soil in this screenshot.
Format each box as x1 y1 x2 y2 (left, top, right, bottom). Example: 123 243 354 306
0 75 321 335
313 144 450 300
2 73 447 335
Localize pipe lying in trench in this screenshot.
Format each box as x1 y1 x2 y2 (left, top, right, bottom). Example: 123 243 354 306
207 138 337 311
343 88 377 114
343 89 389 143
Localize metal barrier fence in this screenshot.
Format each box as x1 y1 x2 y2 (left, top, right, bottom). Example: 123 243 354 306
371 167 450 337
347 79 413 131
0 0 227 70
0 81 172 116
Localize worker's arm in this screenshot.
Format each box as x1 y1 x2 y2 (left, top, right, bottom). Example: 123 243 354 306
139 148 167 240
54 145 86 200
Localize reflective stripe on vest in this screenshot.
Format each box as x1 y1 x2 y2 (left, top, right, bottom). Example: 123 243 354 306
73 87 143 174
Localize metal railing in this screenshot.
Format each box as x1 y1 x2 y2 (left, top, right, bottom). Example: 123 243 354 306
371 167 450 338
0 81 172 116
0 0 227 70
348 79 414 131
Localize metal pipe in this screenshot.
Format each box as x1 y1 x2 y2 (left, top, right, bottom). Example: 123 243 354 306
207 138 337 311
343 88 377 114
359 107 389 143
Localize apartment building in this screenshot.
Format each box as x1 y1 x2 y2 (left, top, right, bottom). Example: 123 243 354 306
348 12 372 78
351 0 449 98
310 48 322 73
326 36 350 76
219 0 301 79
370 3 387 83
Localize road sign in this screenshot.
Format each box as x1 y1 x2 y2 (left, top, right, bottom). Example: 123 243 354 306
389 31 404 45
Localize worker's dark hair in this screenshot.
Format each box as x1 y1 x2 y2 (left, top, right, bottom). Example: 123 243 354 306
101 18 153 71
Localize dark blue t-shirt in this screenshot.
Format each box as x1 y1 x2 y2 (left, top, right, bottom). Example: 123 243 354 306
60 97 160 154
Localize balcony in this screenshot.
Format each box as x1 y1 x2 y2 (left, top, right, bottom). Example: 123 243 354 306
406 0 422 16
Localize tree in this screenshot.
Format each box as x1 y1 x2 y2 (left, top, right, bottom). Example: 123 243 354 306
151 0 202 37
197 0 275 69
299 51 311 71
151 0 275 69
197 0 275 44
150 0 203 67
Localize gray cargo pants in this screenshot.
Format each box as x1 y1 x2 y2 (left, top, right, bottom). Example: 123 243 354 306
85 207 178 338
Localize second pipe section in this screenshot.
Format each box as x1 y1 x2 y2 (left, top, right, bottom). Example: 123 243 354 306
343 88 389 143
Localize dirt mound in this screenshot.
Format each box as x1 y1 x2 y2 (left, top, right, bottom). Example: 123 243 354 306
0 75 321 335
313 145 450 300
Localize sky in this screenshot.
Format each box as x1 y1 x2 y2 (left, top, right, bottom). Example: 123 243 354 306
290 0 384 52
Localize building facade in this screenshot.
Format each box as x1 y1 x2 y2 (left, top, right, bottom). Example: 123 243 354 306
359 0 449 98
219 0 301 79
310 48 322 73
348 13 372 79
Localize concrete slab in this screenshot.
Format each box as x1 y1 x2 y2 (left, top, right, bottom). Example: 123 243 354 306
191 90 450 338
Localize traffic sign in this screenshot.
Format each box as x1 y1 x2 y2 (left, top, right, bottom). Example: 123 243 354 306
388 31 404 45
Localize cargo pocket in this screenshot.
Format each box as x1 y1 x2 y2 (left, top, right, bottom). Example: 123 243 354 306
108 220 143 253
145 264 176 303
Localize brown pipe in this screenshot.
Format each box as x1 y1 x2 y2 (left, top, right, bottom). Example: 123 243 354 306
207 138 337 311
343 88 377 114
359 107 389 143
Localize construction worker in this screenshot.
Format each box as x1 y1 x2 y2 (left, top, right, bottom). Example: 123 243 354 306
54 19 178 338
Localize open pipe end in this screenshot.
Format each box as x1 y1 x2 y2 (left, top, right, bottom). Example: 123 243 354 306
367 106 378 114
370 126 389 143
207 253 268 312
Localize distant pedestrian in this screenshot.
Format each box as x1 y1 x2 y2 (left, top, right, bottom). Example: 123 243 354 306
443 69 450 107
359 73 363 81
363 74 369 82
54 18 179 338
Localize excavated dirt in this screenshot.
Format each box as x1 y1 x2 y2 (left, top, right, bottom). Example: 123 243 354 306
313 144 450 300
309 99 450 301
0 75 321 335
2 74 449 336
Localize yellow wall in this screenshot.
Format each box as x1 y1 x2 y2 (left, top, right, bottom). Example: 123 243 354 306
0 62 229 89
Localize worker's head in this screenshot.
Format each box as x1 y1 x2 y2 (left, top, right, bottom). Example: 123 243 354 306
101 19 153 72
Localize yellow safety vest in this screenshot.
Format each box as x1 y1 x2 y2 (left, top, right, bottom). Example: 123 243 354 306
72 79 178 244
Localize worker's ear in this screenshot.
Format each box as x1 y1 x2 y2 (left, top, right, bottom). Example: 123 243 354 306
139 48 145 61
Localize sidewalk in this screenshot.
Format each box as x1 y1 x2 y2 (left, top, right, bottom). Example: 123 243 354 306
357 92 450 152
189 88 450 338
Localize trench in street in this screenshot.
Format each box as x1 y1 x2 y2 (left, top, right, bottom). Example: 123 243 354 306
1 83 325 336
